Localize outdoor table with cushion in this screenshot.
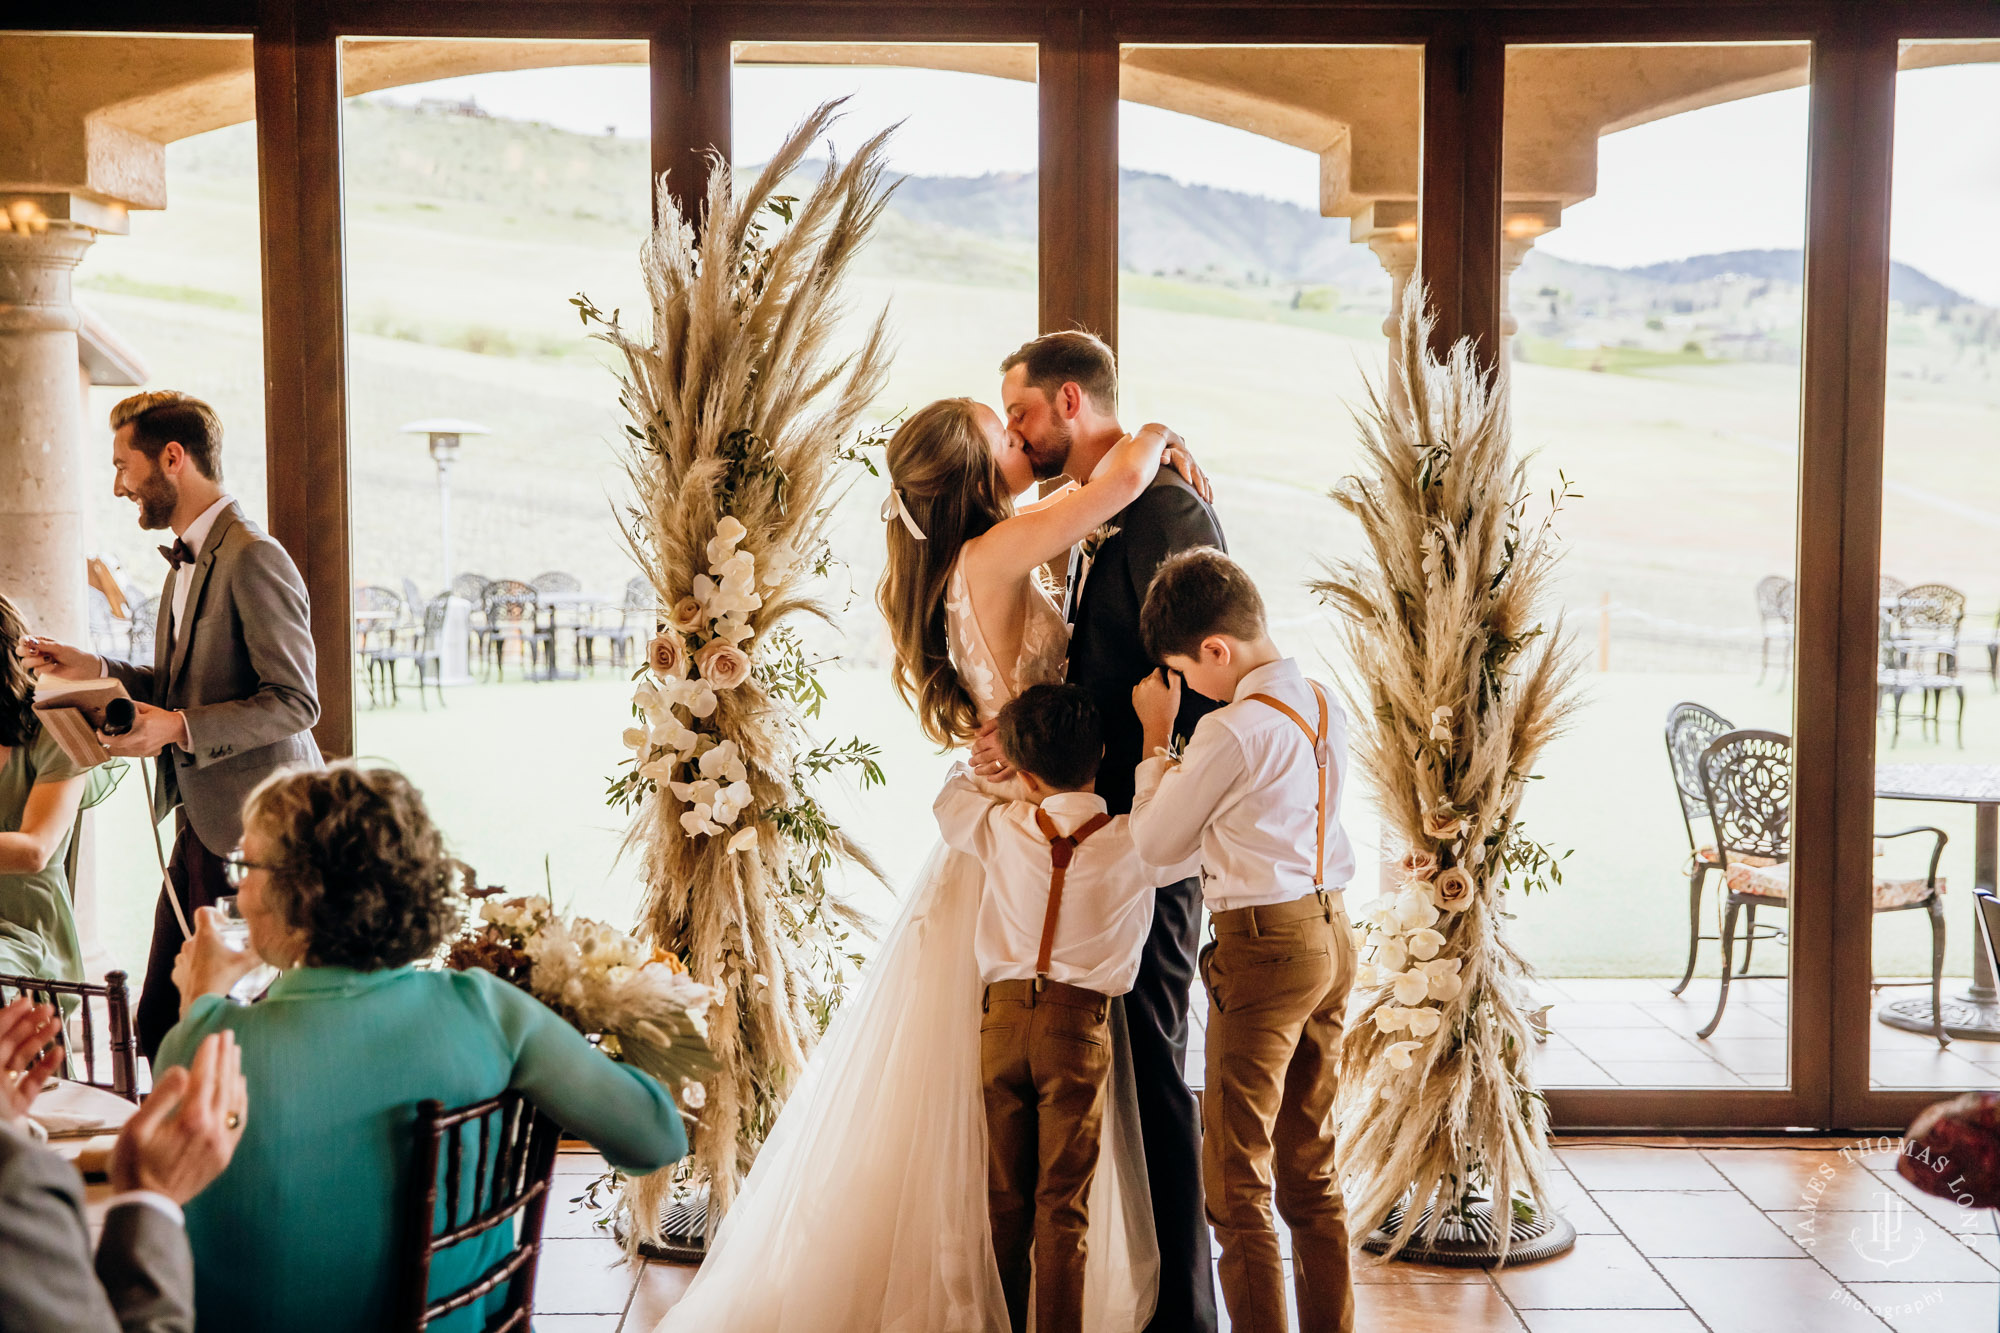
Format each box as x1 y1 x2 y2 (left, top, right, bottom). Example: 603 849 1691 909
1877 763 2000 1040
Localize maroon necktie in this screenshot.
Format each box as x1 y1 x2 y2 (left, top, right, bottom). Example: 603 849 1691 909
158 539 194 569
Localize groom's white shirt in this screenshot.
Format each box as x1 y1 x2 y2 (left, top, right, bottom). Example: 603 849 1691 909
935 765 1197 994
1131 657 1355 911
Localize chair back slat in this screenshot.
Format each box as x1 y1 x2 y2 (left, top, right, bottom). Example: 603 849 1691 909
1976 891 2000 990
397 1089 562 1332
0 970 136 1102
1699 729 1793 867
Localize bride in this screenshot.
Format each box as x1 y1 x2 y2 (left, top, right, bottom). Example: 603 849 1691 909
658 398 1195 1332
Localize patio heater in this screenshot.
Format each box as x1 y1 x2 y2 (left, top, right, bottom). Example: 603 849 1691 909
401 418 489 589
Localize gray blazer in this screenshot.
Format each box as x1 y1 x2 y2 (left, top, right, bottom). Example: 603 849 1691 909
0 1122 195 1333
105 501 323 854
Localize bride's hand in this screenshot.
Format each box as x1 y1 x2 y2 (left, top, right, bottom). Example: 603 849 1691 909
969 721 1015 782
1159 436 1213 503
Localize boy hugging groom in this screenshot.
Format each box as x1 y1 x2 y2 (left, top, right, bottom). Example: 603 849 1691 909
1132 550 1360 1333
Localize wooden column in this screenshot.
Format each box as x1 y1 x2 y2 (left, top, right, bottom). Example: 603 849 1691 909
651 8 732 227
255 0 353 758
1417 26 1503 371
1799 20 1899 1128
1038 6 1119 346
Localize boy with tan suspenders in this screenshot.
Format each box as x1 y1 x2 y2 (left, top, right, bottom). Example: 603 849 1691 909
1129 549 1359 1333
934 683 1198 1333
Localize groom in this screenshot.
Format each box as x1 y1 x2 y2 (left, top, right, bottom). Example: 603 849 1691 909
989 331 1224 1333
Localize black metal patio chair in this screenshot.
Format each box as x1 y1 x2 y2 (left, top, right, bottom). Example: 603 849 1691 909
1755 575 1794 685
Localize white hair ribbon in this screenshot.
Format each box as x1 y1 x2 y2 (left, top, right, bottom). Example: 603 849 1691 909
881 488 927 542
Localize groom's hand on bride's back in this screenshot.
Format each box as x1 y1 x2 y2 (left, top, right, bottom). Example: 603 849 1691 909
970 721 1016 782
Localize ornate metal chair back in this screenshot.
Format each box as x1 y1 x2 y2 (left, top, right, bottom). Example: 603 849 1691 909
0 970 137 1102
394 1090 562 1333
1754 575 1794 626
482 580 539 630
452 573 492 604
529 571 582 596
1664 702 1734 858
127 595 160 664
1894 583 1966 637
1698 729 1794 871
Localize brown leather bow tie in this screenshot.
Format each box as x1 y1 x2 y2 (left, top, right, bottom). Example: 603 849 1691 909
158 539 195 569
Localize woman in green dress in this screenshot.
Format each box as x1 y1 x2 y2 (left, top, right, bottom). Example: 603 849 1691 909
0 594 88 985
161 761 688 1333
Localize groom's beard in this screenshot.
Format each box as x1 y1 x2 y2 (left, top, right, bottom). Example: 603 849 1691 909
1026 420 1074 481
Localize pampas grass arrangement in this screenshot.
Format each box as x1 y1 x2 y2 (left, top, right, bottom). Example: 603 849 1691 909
1313 283 1584 1261
576 100 895 1237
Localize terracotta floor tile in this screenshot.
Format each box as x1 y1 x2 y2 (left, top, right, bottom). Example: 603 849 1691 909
626 1261 699 1326
1868 1048 1990 1088
1598 1059 1749 1087
1533 1050 1616 1086
542 1197 617 1240
1846 1281 2000 1332
1352 1280 1525 1330
533 1237 640 1315
1542 1171 1617 1236
1799 1209 1995 1284
1700 1147 1888 1211
1594 1189 1805 1258
1700 1036 1790 1075
1557 1146 1731 1192
1520 1313 1707 1333
1491 1233 1683 1310
1649 1256 1888 1332
1871 1162 2000 1234
1546 1002 1668 1030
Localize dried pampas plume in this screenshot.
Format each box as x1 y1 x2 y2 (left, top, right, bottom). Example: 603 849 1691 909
578 99 896 1236
1313 282 1584 1260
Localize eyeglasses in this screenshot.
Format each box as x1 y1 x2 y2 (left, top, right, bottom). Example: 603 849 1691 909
222 851 277 888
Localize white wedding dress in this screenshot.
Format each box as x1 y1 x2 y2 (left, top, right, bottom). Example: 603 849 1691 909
657 561 1159 1332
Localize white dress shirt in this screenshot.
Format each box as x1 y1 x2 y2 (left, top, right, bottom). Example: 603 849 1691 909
1131 657 1355 912
169 493 234 641
934 765 1198 994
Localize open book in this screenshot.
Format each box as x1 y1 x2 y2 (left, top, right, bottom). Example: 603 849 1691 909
31 676 133 769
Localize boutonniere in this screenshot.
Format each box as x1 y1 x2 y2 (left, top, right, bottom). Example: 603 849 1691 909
1081 524 1121 562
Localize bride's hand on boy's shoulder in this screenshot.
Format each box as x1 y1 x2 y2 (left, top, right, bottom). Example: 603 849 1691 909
969 720 1015 782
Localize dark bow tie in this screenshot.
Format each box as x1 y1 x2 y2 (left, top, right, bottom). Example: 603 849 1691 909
158 539 195 570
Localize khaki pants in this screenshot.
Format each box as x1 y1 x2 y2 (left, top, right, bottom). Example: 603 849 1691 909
981 979 1113 1333
1200 893 1357 1333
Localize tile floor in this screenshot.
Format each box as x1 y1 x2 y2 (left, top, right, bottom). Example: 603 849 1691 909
533 1140 2000 1331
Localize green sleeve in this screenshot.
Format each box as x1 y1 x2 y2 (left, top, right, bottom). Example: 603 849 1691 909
154 995 230 1072
458 970 689 1174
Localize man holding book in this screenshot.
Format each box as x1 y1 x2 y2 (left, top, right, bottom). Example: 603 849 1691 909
17 391 321 1060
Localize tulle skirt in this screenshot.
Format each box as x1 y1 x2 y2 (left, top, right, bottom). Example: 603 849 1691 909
657 839 1158 1333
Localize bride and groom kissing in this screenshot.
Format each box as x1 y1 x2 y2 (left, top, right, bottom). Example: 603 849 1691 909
662 332 1358 1333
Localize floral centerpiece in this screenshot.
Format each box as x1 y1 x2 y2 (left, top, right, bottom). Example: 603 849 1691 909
448 889 720 1099
1313 284 1584 1261
572 100 895 1237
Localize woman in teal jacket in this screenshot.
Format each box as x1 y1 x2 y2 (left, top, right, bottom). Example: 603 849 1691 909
159 762 687 1332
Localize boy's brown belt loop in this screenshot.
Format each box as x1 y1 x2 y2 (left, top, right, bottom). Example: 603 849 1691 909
1032 807 1112 989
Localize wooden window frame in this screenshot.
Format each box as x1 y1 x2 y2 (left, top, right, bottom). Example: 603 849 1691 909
18 0 2000 1131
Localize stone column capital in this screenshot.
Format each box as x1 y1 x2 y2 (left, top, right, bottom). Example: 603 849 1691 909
0 219 97 335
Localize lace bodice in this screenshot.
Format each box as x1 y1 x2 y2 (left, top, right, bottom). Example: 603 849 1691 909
944 560 1070 723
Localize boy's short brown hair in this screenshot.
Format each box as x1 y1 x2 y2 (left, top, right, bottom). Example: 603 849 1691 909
1140 547 1268 662
997 682 1102 791
999 330 1118 414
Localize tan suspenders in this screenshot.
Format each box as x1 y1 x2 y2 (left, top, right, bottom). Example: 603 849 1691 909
1243 682 1331 888
1032 807 1113 985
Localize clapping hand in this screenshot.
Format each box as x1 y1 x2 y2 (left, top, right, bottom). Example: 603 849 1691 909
1132 668 1183 756
0 998 65 1132
110 1031 247 1205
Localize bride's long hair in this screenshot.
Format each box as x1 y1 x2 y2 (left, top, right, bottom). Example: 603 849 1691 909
877 398 1014 748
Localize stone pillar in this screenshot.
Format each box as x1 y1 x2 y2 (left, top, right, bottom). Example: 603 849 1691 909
0 217 95 644
1353 200 1420 412
1498 231 1540 373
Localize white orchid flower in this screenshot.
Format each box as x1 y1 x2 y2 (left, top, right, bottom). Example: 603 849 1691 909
1422 958 1465 1002
680 803 721 838
1394 889 1441 932
1404 1007 1443 1037
623 726 650 756
759 540 800 589
1375 937 1409 973
638 755 678 785
726 825 758 854
706 516 748 566
1390 968 1431 1006
1384 1039 1424 1071
1405 927 1446 961
1354 962 1381 988
712 615 756 647
699 740 749 785
685 681 718 719
1372 1006 1411 1034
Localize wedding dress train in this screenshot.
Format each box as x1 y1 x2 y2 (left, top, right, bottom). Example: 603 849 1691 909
657 564 1158 1332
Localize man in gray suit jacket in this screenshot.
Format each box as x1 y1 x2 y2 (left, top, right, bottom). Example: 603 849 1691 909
0 996 248 1332
19 391 322 1058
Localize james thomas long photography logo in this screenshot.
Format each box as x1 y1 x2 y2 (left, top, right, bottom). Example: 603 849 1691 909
1791 1136 1985 1323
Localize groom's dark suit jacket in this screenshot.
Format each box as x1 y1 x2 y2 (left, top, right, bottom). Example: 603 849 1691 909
1065 467 1227 813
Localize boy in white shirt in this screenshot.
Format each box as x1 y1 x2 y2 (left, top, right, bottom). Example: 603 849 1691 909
1128 548 1358 1333
934 682 1195 1333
